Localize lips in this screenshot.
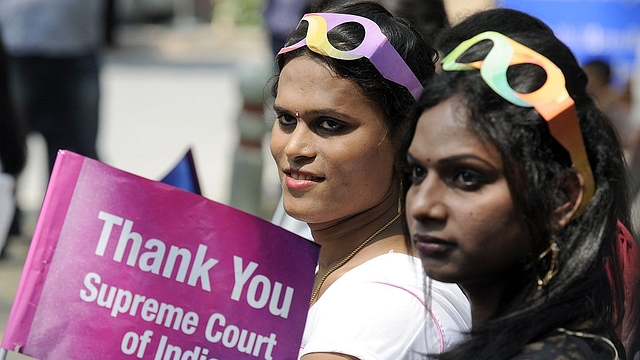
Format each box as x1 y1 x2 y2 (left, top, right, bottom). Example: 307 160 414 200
287 171 323 181
412 234 455 257
284 169 325 190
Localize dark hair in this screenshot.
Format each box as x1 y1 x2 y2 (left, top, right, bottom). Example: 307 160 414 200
271 1 437 143
404 8 628 360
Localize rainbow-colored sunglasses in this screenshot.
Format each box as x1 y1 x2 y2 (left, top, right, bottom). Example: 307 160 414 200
441 31 594 216
277 13 423 100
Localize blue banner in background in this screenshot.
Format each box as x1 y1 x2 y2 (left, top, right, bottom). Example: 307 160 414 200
499 0 640 89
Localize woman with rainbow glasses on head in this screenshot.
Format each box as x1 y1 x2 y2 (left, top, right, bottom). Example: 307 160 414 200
269 2 471 359
404 8 637 360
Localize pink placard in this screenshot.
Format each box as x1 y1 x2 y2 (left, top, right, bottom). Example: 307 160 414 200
2 151 319 359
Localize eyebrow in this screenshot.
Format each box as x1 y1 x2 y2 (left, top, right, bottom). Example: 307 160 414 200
272 105 289 114
273 105 357 121
406 152 497 169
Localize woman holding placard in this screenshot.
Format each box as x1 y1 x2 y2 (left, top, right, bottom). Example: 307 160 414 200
269 2 471 359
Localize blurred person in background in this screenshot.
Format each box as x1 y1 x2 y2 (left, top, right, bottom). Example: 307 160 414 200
584 59 640 238
0 0 105 174
315 0 449 41
583 59 637 157
263 0 316 59
0 28 27 259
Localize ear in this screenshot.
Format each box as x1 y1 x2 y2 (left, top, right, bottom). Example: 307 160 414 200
553 171 585 229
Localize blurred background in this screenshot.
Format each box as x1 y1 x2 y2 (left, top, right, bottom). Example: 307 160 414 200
0 0 638 357
5 0 499 224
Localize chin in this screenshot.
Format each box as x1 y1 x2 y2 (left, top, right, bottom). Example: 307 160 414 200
283 198 325 223
421 265 459 284
282 204 311 223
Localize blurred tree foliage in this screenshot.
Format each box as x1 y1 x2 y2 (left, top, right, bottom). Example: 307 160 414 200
213 0 263 26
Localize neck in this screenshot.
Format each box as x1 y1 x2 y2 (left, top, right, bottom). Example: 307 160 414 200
461 266 524 326
463 285 503 326
309 186 405 270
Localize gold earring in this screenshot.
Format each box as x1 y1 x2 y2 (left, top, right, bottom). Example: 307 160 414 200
398 179 403 214
536 236 559 290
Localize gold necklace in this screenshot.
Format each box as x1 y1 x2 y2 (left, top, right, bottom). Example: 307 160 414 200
309 211 402 306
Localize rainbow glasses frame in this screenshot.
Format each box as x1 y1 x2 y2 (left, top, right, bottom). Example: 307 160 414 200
441 31 595 216
277 12 424 100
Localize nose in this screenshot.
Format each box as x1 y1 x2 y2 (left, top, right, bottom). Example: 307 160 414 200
283 123 316 161
406 176 448 225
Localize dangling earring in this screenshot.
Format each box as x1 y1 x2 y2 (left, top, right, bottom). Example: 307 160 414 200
536 236 559 290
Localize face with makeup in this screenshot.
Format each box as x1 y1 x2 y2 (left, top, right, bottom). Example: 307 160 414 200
270 55 397 224
405 96 532 290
